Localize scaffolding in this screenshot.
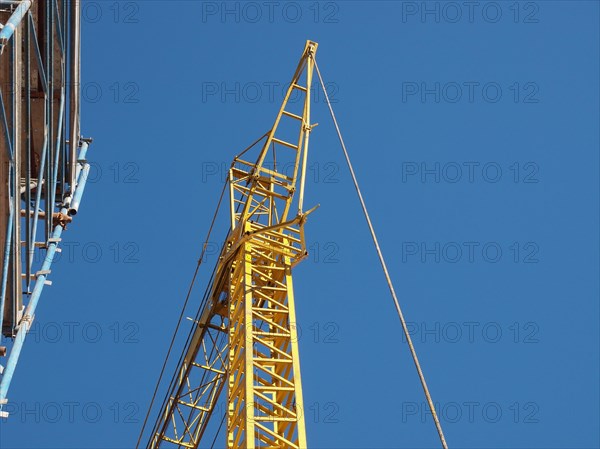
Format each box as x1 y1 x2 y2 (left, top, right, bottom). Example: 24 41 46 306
0 0 91 416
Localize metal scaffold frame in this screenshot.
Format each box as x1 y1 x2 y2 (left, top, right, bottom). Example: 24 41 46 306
0 0 91 415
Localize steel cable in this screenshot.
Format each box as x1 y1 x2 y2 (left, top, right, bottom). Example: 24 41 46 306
137 131 269 447
314 58 449 449
135 179 228 448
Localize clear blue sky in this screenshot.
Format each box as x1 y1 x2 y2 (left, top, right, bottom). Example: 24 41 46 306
1 1 599 448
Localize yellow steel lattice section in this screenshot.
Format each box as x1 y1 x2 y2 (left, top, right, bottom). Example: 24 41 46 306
150 292 229 448
227 223 306 448
225 40 317 448
148 40 317 449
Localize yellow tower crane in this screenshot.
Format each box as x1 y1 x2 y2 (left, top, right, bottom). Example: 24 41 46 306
141 40 318 449
139 39 449 449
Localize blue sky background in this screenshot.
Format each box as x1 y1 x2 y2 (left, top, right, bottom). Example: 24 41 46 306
1 1 599 448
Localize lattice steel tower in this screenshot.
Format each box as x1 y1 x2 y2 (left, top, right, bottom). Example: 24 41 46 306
142 41 318 448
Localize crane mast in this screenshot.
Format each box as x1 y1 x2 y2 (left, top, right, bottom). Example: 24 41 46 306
146 40 318 449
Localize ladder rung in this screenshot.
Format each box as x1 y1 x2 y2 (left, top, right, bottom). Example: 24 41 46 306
255 416 297 422
20 242 46 248
176 398 210 412
282 110 303 121
252 308 289 315
191 363 226 375
292 83 307 92
253 331 291 338
254 357 293 364
255 385 295 391
20 209 46 218
159 436 194 448
272 137 298 150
